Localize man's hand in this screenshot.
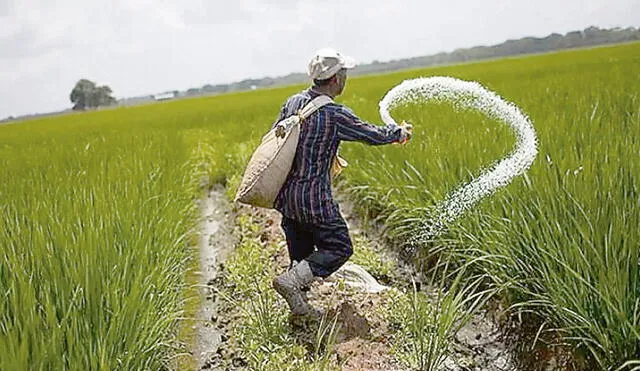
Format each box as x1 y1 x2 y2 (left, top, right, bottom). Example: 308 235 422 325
397 121 413 145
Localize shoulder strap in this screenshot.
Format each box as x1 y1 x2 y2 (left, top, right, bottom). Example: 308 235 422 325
298 95 333 120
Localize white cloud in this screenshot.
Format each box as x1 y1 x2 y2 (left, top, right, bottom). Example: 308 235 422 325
0 0 638 117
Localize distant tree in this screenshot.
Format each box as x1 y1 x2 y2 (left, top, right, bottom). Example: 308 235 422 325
70 79 116 110
94 85 116 107
69 79 95 110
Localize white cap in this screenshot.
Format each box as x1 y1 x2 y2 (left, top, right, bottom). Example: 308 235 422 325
307 48 357 80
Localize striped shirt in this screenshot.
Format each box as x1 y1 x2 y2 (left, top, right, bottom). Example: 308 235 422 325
272 88 402 223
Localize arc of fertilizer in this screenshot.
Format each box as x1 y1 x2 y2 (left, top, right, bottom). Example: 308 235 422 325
379 76 539 244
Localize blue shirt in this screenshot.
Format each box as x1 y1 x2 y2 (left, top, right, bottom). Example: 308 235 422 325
273 88 402 223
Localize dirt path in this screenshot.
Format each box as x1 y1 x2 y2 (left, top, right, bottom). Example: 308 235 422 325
194 185 235 369
193 187 518 370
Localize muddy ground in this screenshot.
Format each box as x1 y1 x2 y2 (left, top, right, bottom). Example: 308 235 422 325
193 187 577 370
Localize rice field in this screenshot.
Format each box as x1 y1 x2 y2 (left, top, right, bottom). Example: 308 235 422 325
339 43 640 368
1 42 638 369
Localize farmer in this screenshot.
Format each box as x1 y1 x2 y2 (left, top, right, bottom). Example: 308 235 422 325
272 48 413 316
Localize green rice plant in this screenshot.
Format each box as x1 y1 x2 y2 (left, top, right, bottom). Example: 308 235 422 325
350 235 396 281
616 360 640 371
0 88 298 368
0 128 198 369
386 257 495 371
310 311 342 370
341 42 640 367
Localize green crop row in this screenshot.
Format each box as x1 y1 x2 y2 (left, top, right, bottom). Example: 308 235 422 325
338 43 640 368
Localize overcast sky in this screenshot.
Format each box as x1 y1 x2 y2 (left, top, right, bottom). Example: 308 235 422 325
0 0 638 118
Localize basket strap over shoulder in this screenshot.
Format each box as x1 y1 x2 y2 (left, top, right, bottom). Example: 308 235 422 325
297 95 333 121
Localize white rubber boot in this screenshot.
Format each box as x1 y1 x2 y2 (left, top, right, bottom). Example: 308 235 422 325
273 260 317 315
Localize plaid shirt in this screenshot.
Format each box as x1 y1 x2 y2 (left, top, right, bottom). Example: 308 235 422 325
272 88 402 223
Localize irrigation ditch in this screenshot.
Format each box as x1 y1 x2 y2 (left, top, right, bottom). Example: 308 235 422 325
192 185 237 368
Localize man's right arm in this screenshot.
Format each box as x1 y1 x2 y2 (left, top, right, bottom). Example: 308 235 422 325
335 105 404 145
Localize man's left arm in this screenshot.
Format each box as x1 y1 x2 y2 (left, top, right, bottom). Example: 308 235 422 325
271 103 288 130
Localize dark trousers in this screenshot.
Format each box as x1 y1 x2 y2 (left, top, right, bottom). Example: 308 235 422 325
280 214 353 278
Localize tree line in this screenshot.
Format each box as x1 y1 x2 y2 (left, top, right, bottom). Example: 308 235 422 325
7 25 636 121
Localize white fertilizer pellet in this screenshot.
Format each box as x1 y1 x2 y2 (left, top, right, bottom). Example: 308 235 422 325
379 77 538 243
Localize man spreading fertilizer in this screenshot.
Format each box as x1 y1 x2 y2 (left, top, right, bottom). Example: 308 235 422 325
271 48 413 316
